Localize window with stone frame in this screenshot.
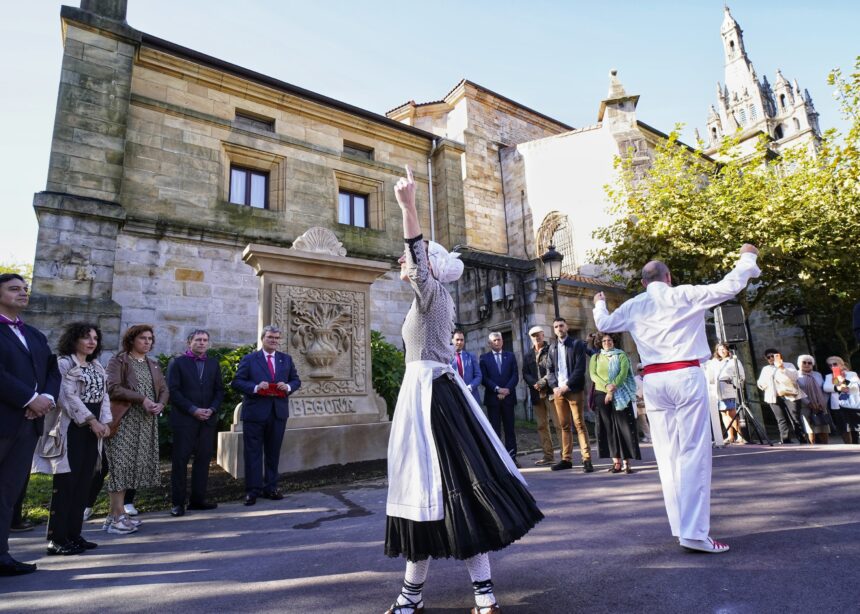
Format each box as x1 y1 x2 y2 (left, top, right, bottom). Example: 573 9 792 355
221 142 285 211
230 165 269 209
749 105 757 121
333 169 384 230
338 190 369 228
738 107 747 125
343 141 374 160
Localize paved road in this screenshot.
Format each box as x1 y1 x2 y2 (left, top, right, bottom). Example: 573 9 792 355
2 443 858 613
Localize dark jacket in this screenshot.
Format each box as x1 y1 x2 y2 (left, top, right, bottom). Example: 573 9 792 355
522 341 551 403
451 349 483 406
167 354 225 427
479 350 519 409
231 350 301 422
106 351 170 407
546 336 587 393
0 323 60 437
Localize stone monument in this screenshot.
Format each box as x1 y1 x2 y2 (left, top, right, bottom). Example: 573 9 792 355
217 227 392 477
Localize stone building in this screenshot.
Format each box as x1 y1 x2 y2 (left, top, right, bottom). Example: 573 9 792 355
28 2 811 419
702 7 821 159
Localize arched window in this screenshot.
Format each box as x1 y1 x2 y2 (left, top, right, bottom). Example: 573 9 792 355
711 127 718 140
779 94 787 110
729 40 736 57
738 107 747 125
749 105 757 121
536 212 577 275
774 124 784 139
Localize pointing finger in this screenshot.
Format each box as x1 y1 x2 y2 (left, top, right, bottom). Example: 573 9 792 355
405 165 414 182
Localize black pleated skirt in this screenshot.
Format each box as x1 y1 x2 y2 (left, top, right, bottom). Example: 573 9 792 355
385 375 543 561
594 390 642 460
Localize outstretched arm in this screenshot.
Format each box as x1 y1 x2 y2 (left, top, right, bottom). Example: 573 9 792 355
593 292 630 334
680 244 761 309
395 165 420 239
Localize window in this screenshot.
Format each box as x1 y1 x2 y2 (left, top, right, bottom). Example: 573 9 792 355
779 94 787 110
737 108 747 125
343 141 374 160
774 124 785 139
333 169 384 230
338 190 368 227
749 105 757 121
235 110 275 132
230 166 268 208
793 118 801 131
536 211 578 275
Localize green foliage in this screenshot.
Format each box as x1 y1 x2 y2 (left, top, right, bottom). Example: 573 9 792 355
371 330 405 419
0 261 33 284
156 344 256 454
593 56 860 362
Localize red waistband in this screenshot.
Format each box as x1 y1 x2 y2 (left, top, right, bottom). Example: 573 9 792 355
641 360 700 376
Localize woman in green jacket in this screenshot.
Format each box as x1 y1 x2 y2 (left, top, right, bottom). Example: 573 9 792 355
589 333 641 474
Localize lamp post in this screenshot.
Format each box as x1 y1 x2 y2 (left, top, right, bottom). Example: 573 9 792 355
793 306 813 356
541 244 564 320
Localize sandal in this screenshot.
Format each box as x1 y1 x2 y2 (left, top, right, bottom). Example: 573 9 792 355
385 592 424 613
608 462 622 474
623 462 634 474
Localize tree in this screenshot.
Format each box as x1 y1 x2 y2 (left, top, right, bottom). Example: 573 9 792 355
0 261 33 284
593 57 860 362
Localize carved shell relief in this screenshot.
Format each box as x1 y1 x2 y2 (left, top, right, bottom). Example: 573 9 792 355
290 227 347 257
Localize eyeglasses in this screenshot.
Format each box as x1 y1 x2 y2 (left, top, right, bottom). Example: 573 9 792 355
801 361 813 365
765 354 775 359
827 362 839 367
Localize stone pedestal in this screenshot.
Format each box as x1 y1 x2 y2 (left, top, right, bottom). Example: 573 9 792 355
217 227 393 477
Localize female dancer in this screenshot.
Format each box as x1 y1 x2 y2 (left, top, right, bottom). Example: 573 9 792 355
384 166 543 614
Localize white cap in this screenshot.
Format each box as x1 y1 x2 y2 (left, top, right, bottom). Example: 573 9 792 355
528 326 544 337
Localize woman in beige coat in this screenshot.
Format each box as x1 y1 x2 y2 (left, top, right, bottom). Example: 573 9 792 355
33 323 111 555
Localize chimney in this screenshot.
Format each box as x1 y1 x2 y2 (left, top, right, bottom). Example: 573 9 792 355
80 0 128 22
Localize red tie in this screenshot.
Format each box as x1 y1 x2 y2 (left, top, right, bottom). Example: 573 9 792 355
266 354 276 381
456 352 464 377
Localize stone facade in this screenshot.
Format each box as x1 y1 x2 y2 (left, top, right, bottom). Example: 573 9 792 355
30 3 460 361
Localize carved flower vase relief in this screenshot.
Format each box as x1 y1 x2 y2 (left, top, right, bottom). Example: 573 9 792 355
290 299 352 379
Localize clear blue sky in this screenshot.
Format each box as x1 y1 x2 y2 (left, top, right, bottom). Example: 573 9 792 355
1 1 856 265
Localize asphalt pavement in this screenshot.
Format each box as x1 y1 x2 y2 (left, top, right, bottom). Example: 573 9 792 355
2 442 858 613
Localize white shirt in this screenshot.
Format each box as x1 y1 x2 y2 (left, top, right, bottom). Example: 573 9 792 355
5 321 28 350
556 338 569 382
593 253 761 366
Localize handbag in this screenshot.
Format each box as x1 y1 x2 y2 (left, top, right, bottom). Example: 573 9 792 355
37 408 65 459
837 388 860 410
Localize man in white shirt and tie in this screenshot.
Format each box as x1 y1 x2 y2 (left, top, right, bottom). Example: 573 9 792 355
593 244 761 554
480 332 520 463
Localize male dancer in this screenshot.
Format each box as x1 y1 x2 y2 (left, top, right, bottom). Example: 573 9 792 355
593 244 760 553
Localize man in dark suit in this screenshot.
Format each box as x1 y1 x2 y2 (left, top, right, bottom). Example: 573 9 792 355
232 325 300 506
451 329 482 407
0 273 60 576
522 325 557 467
546 317 593 473
480 331 520 463
167 329 225 517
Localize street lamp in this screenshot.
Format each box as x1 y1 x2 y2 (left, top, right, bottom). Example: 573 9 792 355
541 244 564 320
793 306 813 355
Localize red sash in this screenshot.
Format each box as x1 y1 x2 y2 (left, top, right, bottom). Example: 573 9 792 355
641 360 700 376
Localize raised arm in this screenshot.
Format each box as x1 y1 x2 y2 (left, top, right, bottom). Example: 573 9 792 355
679 244 761 309
395 165 420 239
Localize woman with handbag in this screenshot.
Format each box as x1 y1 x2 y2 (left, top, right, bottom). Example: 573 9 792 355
822 356 860 444
104 324 168 534
589 333 641 474
32 323 111 555
706 343 746 445
795 355 830 445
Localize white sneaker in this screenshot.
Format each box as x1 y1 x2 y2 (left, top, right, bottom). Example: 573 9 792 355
83 507 93 521
680 537 730 553
106 514 138 535
124 503 139 516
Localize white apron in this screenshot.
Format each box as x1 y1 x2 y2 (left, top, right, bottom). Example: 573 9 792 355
386 360 526 522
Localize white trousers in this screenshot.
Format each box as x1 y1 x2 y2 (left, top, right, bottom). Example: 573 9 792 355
643 366 712 540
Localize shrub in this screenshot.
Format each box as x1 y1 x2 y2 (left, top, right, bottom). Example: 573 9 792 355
371 330 405 419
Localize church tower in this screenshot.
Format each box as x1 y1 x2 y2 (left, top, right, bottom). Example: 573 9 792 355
704 6 820 158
